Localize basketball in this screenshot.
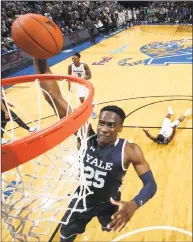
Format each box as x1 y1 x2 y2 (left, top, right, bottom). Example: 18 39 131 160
11 14 64 59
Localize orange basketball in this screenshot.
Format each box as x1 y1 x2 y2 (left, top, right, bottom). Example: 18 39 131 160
11 14 64 59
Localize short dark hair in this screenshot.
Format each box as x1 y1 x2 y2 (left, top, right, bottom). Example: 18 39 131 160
74 52 81 58
100 105 126 124
156 134 165 143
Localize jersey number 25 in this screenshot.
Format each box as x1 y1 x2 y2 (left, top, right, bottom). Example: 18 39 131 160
84 166 107 188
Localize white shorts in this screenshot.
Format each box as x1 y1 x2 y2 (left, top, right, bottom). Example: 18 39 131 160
159 118 180 138
76 85 97 107
76 84 88 98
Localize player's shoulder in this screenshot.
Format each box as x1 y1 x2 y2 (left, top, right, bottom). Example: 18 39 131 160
124 141 144 156
68 63 73 68
83 63 90 69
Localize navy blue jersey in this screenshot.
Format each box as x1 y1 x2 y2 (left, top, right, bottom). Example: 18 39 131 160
80 133 127 204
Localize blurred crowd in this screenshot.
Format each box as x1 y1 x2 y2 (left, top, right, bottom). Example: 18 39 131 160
144 1 192 24
1 1 192 54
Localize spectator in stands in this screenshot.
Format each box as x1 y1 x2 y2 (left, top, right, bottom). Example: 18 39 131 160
1 1 192 56
85 15 96 44
100 11 110 36
1 44 9 55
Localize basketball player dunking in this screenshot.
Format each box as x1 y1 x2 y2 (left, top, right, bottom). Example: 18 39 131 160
68 52 97 119
33 59 157 242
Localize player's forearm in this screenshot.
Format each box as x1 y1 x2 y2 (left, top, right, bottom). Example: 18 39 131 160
84 75 91 80
132 170 157 208
145 132 156 141
33 58 51 74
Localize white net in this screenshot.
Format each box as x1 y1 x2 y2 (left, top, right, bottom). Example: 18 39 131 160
1 78 93 241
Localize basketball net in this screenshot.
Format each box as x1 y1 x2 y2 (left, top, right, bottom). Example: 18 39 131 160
1 77 94 241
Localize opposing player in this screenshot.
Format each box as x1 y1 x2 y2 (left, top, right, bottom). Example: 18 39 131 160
60 105 157 242
1 98 37 144
68 52 97 119
143 106 191 144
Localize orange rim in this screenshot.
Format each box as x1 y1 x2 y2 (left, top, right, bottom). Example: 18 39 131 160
1 74 94 173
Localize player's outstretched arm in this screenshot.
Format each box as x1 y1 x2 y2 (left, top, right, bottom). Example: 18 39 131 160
108 143 157 232
143 128 157 143
33 58 72 118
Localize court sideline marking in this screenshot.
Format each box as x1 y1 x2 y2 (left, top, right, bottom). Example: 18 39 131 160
112 226 192 242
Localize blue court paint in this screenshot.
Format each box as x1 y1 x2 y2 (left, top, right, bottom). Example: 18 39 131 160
118 39 192 67
141 39 193 66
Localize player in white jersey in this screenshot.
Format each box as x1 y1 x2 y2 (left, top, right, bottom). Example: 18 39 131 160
143 106 191 144
68 52 97 119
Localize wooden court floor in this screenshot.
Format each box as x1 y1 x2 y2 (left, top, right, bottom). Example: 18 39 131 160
2 25 192 242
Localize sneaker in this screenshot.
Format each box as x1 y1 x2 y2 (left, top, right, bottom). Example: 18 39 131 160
92 112 97 119
168 106 174 115
2 138 8 145
29 127 38 133
184 108 191 117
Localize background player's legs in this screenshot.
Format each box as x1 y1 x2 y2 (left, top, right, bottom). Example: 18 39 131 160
165 106 174 119
171 108 191 127
79 97 85 104
160 106 174 131
78 86 97 119
79 96 97 119
40 81 71 118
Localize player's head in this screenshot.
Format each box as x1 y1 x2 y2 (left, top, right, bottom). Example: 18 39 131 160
72 52 81 65
97 105 126 146
156 134 165 143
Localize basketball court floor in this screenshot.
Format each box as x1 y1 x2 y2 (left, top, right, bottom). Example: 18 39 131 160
2 25 192 242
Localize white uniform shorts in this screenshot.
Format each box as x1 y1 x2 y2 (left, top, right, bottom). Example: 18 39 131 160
158 118 180 138
76 84 97 107
76 84 88 98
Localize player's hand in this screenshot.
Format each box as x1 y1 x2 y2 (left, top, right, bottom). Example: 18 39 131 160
5 111 10 120
107 197 138 232
143 128 149 133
